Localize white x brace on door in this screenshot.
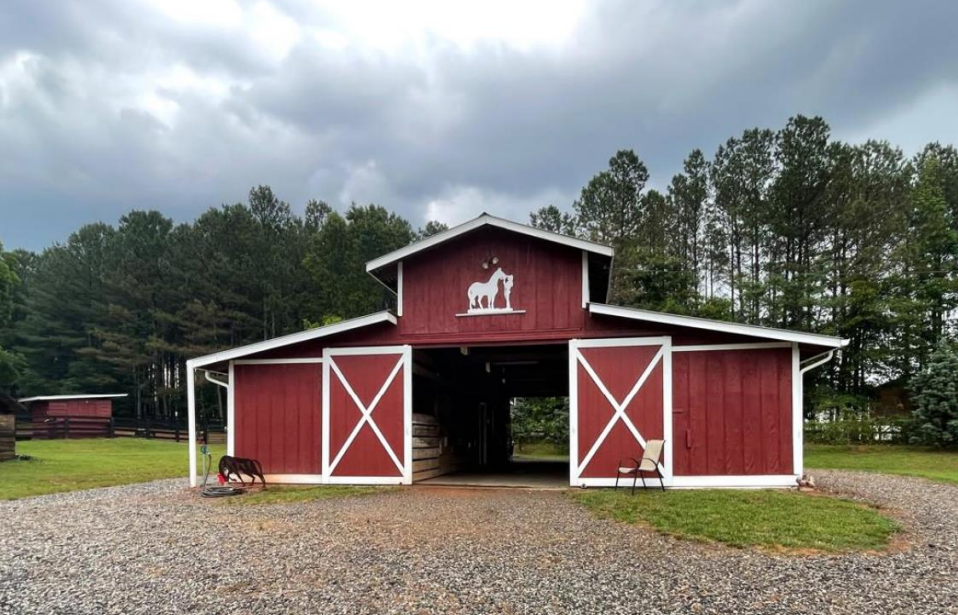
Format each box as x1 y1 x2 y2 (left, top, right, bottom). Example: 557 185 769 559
322 345 412 485
569 337 672 487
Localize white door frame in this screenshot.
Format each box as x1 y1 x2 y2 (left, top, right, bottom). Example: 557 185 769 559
569 337 673 488
322 345 413 485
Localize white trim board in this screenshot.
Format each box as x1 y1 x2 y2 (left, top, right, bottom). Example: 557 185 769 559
455 310 526 318
366 213 614 273
581 251 590 309
233 358 323 365
576 475 799 489
589 303 848 348
187 311 396 369
673 343 791 352
18 393 127 402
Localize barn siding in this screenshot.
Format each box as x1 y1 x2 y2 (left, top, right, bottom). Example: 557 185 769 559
398 226 585 338
32 399 113 418
233 363 322 475
671 348 793 476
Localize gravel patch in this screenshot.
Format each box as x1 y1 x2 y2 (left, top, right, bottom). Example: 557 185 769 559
1 472 957 614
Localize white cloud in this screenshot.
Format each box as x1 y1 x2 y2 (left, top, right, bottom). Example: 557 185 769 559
424 185 571 227
2 0 958 250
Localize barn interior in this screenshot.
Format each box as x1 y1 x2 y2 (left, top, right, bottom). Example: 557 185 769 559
411 343 569 488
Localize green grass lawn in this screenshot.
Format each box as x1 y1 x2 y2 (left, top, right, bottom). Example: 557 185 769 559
513 441 568 461
0 438 224 500
806 444 958 485
573 488 898 552
226 485 394 505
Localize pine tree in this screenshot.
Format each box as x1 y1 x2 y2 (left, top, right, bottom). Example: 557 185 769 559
910 342 958 447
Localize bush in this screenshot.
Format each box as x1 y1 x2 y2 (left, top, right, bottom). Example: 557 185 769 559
804 416 913 445
910 342 958 448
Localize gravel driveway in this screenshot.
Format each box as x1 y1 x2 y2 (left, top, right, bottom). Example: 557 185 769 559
2 471 957 615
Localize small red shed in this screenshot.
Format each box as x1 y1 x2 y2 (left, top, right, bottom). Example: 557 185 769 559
186 214 846 489
19 394 126 419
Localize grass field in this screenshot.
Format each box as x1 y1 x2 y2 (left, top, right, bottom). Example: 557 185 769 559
573 488 899 552
806 444 958 485
0 438 223 500
512 441 568 461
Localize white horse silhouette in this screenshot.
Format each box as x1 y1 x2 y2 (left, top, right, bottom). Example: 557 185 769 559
468 268 507 310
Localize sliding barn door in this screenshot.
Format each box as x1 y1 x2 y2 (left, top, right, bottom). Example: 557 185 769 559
569 337 672 487
323 345 412 485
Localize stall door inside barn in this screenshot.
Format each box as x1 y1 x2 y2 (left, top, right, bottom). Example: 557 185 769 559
323 346 412 484
570 337 672 487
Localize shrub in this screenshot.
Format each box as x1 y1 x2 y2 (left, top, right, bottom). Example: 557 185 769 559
805 416 913 445
910 342 958 448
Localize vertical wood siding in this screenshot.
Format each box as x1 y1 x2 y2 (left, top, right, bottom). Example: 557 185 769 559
234 363 322 475
671 348 793 476
398 227 585 339
32 399 113 418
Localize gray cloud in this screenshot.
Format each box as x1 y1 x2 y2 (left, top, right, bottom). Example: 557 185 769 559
1 0 957 251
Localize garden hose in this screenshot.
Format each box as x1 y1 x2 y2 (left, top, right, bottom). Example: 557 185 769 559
200 445 244 498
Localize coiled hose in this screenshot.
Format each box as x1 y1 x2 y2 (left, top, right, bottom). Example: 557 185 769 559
201 447 244 498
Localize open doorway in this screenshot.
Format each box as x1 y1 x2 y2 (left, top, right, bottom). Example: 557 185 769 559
411 343 569 488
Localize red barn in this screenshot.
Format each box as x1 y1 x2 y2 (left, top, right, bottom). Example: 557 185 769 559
19 394 126 420
186 215 845 489
18 394 127 439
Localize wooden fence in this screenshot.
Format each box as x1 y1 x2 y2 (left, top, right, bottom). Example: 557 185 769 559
15 415 225 444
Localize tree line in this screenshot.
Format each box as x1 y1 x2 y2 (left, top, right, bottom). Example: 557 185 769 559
1 114 956 422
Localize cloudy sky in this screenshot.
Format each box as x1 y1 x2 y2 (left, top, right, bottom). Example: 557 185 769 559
1 0 957 251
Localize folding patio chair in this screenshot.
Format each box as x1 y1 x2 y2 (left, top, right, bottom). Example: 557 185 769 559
615 439 666 494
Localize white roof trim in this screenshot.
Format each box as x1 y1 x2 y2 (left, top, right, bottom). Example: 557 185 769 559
187 311 397 369
589 303 848 348
366 214 614 273
18 394 128 403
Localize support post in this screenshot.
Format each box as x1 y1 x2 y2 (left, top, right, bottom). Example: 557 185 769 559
187 363 197 488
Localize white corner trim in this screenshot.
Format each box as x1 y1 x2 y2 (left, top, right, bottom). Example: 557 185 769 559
187 311 397 369
568 339 579 488
233 358 323 365
187 366 197 488
589 303 848 348
322 347 331 485
365 213 614 273
396 261 403 317
673 343 791 352
581 251 590 309
792 344 803 477
227 361 235 457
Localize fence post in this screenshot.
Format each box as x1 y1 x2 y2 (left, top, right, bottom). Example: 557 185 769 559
109 417 115 438
146 418 152 439
175 420 180 443
64 417 70 440
203 420 209 445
